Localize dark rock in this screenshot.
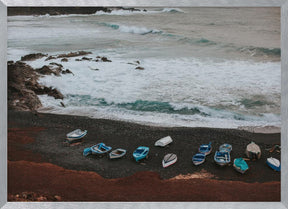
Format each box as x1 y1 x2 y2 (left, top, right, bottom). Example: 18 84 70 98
8 60 14 64
35 87 64 100
81 57 92 61
49 62 63 68
21 53 47 61
61 58 68 62
135 66 144 70
75 59 81 61
60 102 66 107
45 56 56 61
96 56 101 58
101 57 112 62
8 61 65 111
62 69 74 75
36 64 63 76
135 60 140 64
57 51 92 58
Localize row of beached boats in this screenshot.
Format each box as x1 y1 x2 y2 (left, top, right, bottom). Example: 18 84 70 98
66 129 281 172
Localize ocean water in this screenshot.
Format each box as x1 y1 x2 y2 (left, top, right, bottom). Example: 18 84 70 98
7 8 281 128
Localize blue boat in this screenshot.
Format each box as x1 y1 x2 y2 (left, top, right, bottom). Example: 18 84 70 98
214 151 231 166
267 157 281 171
219 143 232 153
91 143 112 155
192 153 206 165
83 147 92 156
133 146 149 162
199 142 212 155
233 158 249 174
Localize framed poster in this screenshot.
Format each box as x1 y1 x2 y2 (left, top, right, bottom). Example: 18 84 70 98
0 0 287 208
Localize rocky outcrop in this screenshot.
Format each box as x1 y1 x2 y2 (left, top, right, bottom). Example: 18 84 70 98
45 51 92 61
36 63 73 76
21 53 47 61
8 7 113 16
94 56 112 62
8 61 64 111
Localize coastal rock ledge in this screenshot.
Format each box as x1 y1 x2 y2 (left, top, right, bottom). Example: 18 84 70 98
8 61 64 111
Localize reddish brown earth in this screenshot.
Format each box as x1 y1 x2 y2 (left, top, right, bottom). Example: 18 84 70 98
8 111 281 201
8 160 280 201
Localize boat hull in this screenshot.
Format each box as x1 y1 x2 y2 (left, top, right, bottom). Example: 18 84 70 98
267 158 281 171
109 149 126 159
162 153 177 168
91 143 112 155
233 158 248 174
214 151 230 166
192 153 206 166
133 146 149 162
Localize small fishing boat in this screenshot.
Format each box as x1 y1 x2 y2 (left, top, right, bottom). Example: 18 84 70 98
162 153 177 168
133 146 149 162
245 142 261 160
199 142 212 155
109 148 127 159
155 136 173 147
267 157 281 171
66 129 87 143
83 147 92 157
214 151 231 166
219 143 232 153
233 158 249 174
91 143 112 155
192 153 206 165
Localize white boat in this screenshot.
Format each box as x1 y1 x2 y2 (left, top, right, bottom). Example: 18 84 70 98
109 148 127 159
155 136 173 147
162 153 177 168
267 157 281 171
66 129 87 143
245 142 261 160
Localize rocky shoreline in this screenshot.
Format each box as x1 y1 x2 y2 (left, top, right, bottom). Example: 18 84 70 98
8 7 144 16
8 51 145 111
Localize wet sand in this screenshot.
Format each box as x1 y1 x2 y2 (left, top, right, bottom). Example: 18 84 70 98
8 110 281 201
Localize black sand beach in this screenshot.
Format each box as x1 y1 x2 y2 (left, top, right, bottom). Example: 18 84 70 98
8 110 280 182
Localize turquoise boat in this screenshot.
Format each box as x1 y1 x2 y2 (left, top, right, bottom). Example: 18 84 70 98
133 146 149 162
233 158 249 174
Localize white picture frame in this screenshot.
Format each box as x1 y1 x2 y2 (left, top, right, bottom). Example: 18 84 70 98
1 0 287 208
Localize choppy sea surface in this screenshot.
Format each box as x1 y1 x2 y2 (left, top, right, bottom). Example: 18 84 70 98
7 8 281 128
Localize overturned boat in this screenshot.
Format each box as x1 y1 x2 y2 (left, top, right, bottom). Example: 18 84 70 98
199 142 212 156
155 136 173 147
66 129 87 143
233 158 249 174
109 148 127 159
192 153 206 165
214 151 231 166
267 157 281 171
133 146 149 162
162 153 177 168
245 142 261 160
219 143 232 153
91 143 112 155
